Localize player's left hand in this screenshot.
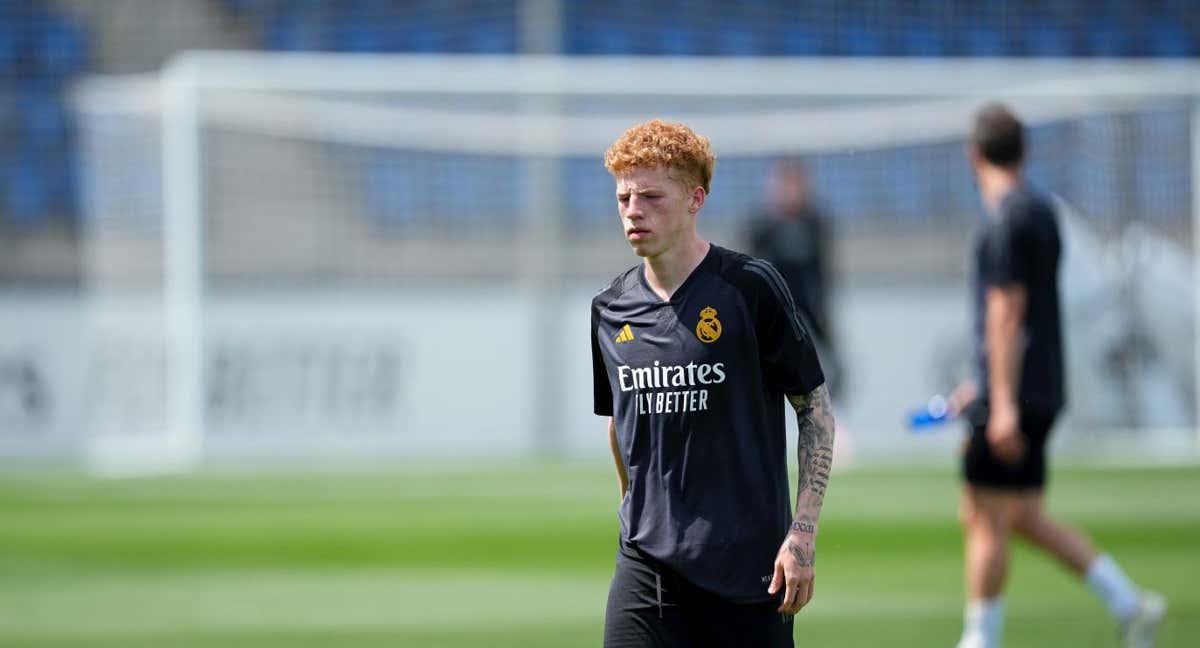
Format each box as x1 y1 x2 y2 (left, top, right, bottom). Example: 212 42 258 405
768 534 815 615
986 403 1025 464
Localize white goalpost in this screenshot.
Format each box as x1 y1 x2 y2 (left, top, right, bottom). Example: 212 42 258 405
72 54 1200 474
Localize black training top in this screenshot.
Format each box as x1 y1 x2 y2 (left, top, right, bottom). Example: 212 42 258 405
972 184 1065 415
591 244 825 604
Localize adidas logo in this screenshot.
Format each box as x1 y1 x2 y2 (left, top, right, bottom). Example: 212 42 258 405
614 323 635 343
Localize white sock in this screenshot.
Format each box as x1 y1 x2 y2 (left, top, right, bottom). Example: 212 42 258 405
1085 554 1141 623
959 597 1004 648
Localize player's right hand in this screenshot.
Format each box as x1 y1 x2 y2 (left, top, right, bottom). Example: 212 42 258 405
768 535 815 615
986 403 1025 463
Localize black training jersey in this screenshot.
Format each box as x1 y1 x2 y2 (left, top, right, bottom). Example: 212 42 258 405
972 184 1065 414
591 244 825 604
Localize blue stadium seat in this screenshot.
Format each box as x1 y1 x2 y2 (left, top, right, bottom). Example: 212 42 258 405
0 82 16 140
1024 21 1074 57
17 85 67 147
565 158 611 227
1145 18 1192 57
885 148 927 222
963 24 1009 57
3 154 52 225
839 22 887 57
717 22 764 57
37 13 87 77
332 17 390 52
44 150 78 218
899 20 950 57
562 3 595 54
660 23 700 56
0 17 18 74
778 22 822 56
564 25 594 54
400 19 445 53
1085 17 1137 56
810 157 865 223
265 9 326 51
466 22 515 54
596 23 635 55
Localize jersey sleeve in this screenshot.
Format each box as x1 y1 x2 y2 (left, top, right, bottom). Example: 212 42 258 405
591 299 614 416
745 260 826 395
979 215 1033 288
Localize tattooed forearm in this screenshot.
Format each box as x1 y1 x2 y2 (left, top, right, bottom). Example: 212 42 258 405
786 384 835 530
795 431 815 494
808 445 833 500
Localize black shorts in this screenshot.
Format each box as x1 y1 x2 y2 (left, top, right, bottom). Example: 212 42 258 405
604 539 794 648
962 407 1057 490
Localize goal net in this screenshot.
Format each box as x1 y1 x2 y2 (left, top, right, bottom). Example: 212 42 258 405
72 54 1198 473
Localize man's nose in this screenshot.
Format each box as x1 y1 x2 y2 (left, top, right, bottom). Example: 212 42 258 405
626 196 646 216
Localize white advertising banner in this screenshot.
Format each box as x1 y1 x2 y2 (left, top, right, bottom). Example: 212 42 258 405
0 291 536 464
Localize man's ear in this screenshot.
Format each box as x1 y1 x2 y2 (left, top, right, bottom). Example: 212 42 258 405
690 186 707 214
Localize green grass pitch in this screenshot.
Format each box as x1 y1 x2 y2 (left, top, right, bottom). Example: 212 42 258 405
0 463 1196 647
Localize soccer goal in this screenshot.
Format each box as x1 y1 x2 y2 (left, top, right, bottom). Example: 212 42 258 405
72 54 1200 474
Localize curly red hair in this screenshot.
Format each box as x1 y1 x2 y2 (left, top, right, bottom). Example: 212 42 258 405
604 119 716 193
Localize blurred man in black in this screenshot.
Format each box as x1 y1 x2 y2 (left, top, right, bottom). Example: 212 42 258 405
748 160 842 399
950 103 1164 648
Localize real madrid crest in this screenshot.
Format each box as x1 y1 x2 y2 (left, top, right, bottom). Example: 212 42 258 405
695 306 722 343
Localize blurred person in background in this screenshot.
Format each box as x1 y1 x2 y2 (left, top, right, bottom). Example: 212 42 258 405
949 103 1165 648
747 159 844 401
591 120 835 647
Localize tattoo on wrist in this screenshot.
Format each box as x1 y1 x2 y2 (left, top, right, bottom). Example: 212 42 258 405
790 517 815 534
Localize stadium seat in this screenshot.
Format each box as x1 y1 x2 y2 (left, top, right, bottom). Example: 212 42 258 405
1024 21 1074 58
17 85 67 147
1145 18 1192 57
886 148 927 222
466 22 515 54
561 3 593 54
3 153 52 225
660 23 700 56
0 17 18 74
839 22 887 57
565 159 610 227
1085 17 1137 56
265 9 325 51
778 23 822 56
563 27 592 55
332 16 389 52
963 23 1009 57
596 23 635 55
827 156 872 223
45 149 78 217
899 21 950 58
717 22 764 57
0 82 17 141
36 13 87 77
